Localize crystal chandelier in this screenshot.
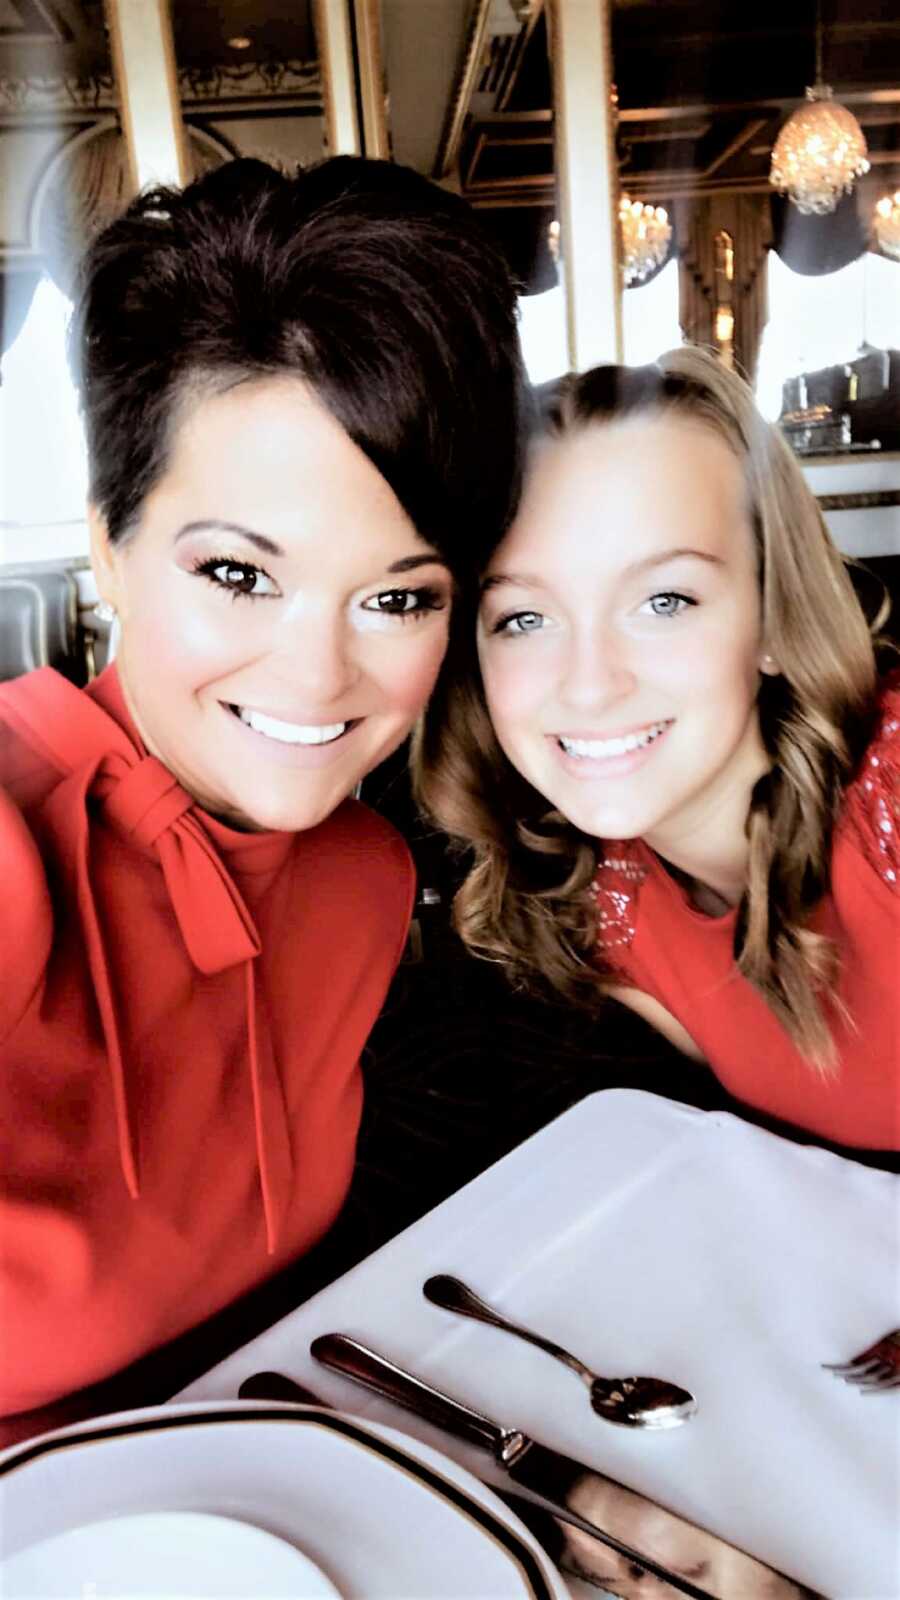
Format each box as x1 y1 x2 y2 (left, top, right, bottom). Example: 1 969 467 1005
873 191 900 261
770 87 869 215
769 4 868 216
619 195 672 286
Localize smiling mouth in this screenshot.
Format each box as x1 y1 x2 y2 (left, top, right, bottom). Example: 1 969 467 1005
226 704 357 746
557 720 673 759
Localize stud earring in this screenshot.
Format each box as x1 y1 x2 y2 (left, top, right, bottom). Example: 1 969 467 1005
759 653 779 675
94 599 116 624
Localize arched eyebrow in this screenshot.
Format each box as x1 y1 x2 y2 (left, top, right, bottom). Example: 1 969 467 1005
386 553 451 574
482 547 724 593
173 521 449 573
174 520 284 557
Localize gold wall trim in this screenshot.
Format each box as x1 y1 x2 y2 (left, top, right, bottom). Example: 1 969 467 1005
353 0 389 159
104 0 187 192
312 0 361 156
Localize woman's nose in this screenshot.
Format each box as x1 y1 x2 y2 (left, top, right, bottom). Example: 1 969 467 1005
558 626 635 711
269 610 360 705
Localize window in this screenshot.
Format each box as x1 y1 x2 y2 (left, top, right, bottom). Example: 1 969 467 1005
756 251 900 421
0 275 89 562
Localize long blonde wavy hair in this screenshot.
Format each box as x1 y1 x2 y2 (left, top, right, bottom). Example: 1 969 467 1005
414 346 885 1070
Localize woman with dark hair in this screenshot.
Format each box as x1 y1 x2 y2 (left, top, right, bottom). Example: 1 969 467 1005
0 156 524 1417
416 347 898 1149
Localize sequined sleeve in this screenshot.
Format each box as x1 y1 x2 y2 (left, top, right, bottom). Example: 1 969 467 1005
588 839 648 971
843 681 900 890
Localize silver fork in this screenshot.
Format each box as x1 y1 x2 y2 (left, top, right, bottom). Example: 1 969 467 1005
822 1328 900 1391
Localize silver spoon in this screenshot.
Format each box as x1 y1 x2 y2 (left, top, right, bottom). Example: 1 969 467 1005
423 1274 697 1429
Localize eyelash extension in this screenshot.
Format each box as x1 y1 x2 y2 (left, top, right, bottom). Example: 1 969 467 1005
190 563 449 618
371 585 449 620
189 554 273 601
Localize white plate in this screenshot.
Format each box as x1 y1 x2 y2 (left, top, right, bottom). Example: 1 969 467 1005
0 1402 570 1600
3 1510 340 1598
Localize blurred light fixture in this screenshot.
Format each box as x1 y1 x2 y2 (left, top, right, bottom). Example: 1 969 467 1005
715 306 735 344
619 195 671 286
228 35 252 50
873 191 900 261
769 2 868 215
547 218 561 264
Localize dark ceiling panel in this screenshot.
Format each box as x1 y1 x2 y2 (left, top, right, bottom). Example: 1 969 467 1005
169 0 316 70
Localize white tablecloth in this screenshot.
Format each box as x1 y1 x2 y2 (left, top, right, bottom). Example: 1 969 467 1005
177 1089 900 1598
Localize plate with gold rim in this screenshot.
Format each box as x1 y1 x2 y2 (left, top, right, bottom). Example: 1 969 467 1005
0 1401 570 1599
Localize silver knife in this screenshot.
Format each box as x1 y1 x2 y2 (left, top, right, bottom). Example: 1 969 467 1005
310 1333 819 1600
237 1368 661 1593
237 1369 701 1593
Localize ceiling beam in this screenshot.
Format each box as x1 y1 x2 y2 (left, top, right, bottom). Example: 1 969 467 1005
433 0 493 180
617 88 900 122
700 117 768 181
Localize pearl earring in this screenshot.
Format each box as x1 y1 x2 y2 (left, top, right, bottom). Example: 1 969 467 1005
94 599 117 624
760 653 778 674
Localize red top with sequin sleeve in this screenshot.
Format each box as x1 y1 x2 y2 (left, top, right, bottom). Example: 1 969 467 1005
591 675 900 1149
0 665 414 1416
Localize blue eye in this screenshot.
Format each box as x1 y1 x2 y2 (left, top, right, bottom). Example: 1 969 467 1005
642 592 695 618
492 611 545 636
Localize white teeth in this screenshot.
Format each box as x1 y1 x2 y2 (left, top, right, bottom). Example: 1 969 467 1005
558 721 670 759
237 707 348 745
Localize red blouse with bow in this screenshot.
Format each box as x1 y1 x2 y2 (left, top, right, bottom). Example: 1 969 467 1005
0 665 414 1416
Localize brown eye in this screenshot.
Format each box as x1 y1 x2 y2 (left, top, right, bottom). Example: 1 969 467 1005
361 586 446 619
193 557 277 598
373 589 417 613
219 563 260 593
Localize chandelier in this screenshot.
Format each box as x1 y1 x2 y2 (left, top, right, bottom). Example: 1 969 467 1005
770 87 869 215
619 195 672 285
873 191 900 261
769 4 868 216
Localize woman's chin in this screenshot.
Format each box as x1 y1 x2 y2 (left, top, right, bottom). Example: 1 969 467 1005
207 794 346 835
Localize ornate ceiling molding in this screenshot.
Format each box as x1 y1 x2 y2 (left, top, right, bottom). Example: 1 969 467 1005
178 58 321 107
0 69 113 111
0 57 321 115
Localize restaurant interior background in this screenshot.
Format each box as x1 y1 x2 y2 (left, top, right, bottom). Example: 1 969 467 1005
1 0 899 1472
0 0 898 671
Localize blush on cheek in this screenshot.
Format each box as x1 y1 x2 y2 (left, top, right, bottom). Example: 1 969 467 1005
132 596 249 689
483 672 537 725
385 639 448 716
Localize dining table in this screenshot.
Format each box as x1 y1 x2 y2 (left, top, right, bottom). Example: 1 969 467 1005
3 1086 899 1599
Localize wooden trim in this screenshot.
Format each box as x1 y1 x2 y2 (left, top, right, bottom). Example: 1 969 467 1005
497 0 546 112
433 0 493 180
817 490 900 512
700 118 768 181
617 88 900 125
477 109 554 124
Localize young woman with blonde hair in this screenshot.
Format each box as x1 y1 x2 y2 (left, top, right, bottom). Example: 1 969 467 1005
416 347 898 1149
